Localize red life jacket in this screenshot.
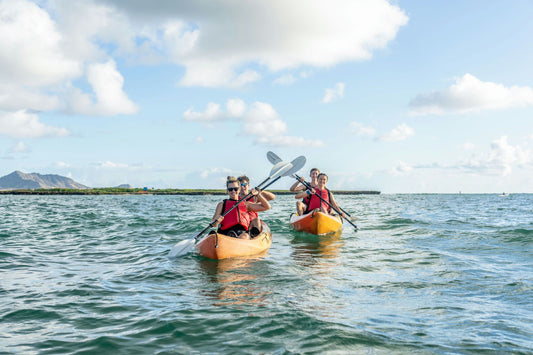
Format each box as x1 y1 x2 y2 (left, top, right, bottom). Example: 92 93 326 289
245 195 258 220
219 199 250 231
306 188 331 213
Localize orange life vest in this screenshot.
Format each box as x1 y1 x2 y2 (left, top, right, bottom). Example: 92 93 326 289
219 199 250 231
306 188 331 213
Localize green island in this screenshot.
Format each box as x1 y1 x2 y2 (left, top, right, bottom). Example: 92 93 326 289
0 188 380 195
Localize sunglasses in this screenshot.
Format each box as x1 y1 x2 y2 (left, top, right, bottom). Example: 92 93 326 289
240 182 248 187
227 187 239 192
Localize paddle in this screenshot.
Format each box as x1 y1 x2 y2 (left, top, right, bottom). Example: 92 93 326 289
266 151 359 229
168 155 306 258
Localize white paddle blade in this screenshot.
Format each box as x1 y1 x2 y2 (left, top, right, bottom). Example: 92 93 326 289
266 151 283 165
269 161 292 180
284 156 306 176
168 238 195 258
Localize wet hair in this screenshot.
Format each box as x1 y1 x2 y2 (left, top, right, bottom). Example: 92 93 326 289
317 173 328 181
237 175 250 184
226 176 239 187
310 168 320 174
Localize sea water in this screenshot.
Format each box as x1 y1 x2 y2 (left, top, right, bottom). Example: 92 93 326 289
1 194 532 354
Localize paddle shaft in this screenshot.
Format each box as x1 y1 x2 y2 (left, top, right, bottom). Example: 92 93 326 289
294 174 358 230
193 175 282 241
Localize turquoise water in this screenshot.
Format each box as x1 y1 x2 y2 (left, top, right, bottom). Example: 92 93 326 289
1 194 532 354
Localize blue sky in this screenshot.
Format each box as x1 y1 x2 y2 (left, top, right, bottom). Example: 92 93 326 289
1 0 533 193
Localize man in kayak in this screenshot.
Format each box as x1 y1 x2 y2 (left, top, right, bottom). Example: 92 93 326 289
211 176 271 239
294 173 346 218
290 168 320 215
238 175 276 237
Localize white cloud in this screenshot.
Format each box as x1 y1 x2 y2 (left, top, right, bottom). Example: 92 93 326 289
0 85 59 111
391 161 413 176
182 99 324 147
350 121 376 137
460 136 530 176
256 136 324 147
273 74 296 86
98 161 129 169
0 110 70 138
183 102 224 122
379 123 414 142
9 141 30 153
55 161 71 168
409 74 533 115
100 0 408 87
322 82 345 103
195 136 204 143
65 60 139 116
0 0 81 87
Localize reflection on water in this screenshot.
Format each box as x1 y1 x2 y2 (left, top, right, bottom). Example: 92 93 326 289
290 229 344 269
197 254 270 306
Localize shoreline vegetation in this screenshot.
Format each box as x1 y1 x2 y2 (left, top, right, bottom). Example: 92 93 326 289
0 188 381 195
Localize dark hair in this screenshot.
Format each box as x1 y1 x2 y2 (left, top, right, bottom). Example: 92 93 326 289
237 175 250 184
310 168 320 174
226 176 238 187
317 173 328 181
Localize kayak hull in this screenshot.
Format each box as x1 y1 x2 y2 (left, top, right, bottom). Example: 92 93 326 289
290 211 343 235
195 222 272 260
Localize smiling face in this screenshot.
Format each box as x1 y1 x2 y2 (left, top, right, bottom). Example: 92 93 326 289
226 181 240 199
310 169 320 182
317 174 328 188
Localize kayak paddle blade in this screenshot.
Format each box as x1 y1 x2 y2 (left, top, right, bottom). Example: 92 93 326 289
168 238 195 258
266 151 283 165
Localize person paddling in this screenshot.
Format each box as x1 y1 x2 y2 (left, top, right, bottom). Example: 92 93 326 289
212 176 270 239
290 168 320 216
294 173 346 218
238 175 275 237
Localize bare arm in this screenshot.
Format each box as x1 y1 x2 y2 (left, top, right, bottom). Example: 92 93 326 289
247 189 271 212
329 193 346 218
260 190 276 201
211 202 224 226
289 180 306 192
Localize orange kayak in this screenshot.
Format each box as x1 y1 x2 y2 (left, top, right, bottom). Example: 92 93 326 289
290 211 343 235
195 222 272 260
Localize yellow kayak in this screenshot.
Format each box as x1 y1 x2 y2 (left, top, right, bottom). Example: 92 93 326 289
289 211 343 235
195 222 272 260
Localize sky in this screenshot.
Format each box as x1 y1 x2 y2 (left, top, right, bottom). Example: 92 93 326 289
1 0 533 193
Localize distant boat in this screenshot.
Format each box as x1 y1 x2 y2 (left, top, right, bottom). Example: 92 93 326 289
499 192 509 197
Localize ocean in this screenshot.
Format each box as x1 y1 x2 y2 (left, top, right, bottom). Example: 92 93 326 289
1 193 532 354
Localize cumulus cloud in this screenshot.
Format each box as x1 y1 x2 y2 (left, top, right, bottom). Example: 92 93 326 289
409 74 533 115
96 0 408 87
322 82 345 103
9 141 30 153
0 0 81 87
0 110 70 138
379 123 414 142
460 136 530 176
65 60 139 115
350 121 376 137
183 99 323 147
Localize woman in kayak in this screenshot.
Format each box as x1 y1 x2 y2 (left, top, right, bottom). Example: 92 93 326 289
238 175 275 237
212 176 271 239
294 173 346 218
290 168 320 216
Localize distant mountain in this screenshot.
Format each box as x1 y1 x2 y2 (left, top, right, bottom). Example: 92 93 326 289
0 171 89 190
116 184 133 188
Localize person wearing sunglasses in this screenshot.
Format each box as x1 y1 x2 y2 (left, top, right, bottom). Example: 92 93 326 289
237 175 276 237
211 176 271 239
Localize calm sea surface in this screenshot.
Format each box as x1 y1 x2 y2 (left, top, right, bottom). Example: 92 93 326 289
1 193 532 354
